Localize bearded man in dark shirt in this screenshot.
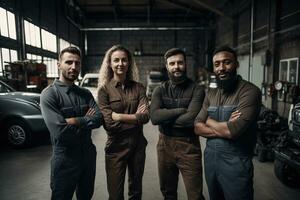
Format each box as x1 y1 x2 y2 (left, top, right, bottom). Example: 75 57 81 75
150 48 205 200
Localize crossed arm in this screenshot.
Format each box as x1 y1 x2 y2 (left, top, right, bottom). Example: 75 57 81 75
194 110 241 139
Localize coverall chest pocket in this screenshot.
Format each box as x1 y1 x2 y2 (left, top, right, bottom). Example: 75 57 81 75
162 97 178 109
60 107 76 118
221 105 237 121
109 97 122 112
207 106 219 120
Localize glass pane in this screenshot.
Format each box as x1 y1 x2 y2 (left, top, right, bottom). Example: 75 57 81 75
30 23 36 47
289 59 298 84
279 61 288 81
26 53 31 59
24 20 31 45
36 55 42 62
10 50 18 62
60 38 70 51
42 29 56 51
41 29 47 50
2 48 10 68
0 7 8 37
53 59 58 77
35 25 41 48
7 11 16 39
50 33 57 52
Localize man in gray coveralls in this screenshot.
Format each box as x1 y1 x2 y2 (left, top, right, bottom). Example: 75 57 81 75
40 46 102 200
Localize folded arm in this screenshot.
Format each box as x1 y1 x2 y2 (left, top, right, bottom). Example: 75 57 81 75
174 85 205 128
112 84 150 125
150 86 186 125
195 110 240 138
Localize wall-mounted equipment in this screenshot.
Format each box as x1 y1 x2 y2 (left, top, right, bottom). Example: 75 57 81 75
274 81 299 103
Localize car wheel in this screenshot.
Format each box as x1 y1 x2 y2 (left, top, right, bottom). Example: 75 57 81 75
6 119 32 148
274 159 300 188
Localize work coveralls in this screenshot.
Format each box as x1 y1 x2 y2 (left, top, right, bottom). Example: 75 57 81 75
41 80 102 200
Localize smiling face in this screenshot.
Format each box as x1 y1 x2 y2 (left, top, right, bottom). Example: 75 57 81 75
213 51 238 80
58 52 81 85
110 50 129 79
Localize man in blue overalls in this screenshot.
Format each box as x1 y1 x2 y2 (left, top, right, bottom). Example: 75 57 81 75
195 46 261 200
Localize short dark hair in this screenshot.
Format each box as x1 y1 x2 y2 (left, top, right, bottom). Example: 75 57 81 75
213 46 237 61
59 46 81 60
164 48 186 63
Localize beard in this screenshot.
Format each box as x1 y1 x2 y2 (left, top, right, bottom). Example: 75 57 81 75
62 70 79 82
168 70 187 85
216 69 238 92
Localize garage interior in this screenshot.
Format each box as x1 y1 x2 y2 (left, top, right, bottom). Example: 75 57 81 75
0 0 300 199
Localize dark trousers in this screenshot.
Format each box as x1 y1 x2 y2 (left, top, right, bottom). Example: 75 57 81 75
105 132 147 200
157 134 205 200
50 144 97 200
204 147 254 200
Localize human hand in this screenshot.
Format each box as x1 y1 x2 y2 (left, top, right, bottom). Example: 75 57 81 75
85 108 96 116
136 104 147 113
229 110 241 122
112 112 121 121
65 117 80 126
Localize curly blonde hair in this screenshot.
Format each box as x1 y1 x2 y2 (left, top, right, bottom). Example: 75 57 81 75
98 44 139 88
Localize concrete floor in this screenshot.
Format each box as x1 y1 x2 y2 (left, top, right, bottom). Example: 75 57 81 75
0 123 300 200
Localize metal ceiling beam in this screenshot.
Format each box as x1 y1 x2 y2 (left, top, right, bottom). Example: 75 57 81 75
81 26 212 31
80 4 150 8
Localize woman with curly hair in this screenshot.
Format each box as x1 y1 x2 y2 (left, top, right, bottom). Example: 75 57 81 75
97 44 149 200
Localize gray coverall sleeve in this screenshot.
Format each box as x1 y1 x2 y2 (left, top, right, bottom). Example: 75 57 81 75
40 88 80 143
150 86 186 125
174 85 205 128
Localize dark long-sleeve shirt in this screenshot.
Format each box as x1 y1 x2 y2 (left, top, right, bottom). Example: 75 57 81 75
97 79 149 137
40 80 102 147
150 78 205 137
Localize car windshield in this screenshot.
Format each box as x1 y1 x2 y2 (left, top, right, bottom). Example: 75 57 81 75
82 78 98 88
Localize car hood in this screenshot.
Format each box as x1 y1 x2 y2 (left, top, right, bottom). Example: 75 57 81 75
0 92 41 104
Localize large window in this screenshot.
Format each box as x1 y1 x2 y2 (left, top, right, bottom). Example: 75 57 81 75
0 48 18 76
0 7 16 39
59 38 70 51
44 57 58 78
279 58 299 84
42 29 57 52
24 20 41 48
59 38 79 51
